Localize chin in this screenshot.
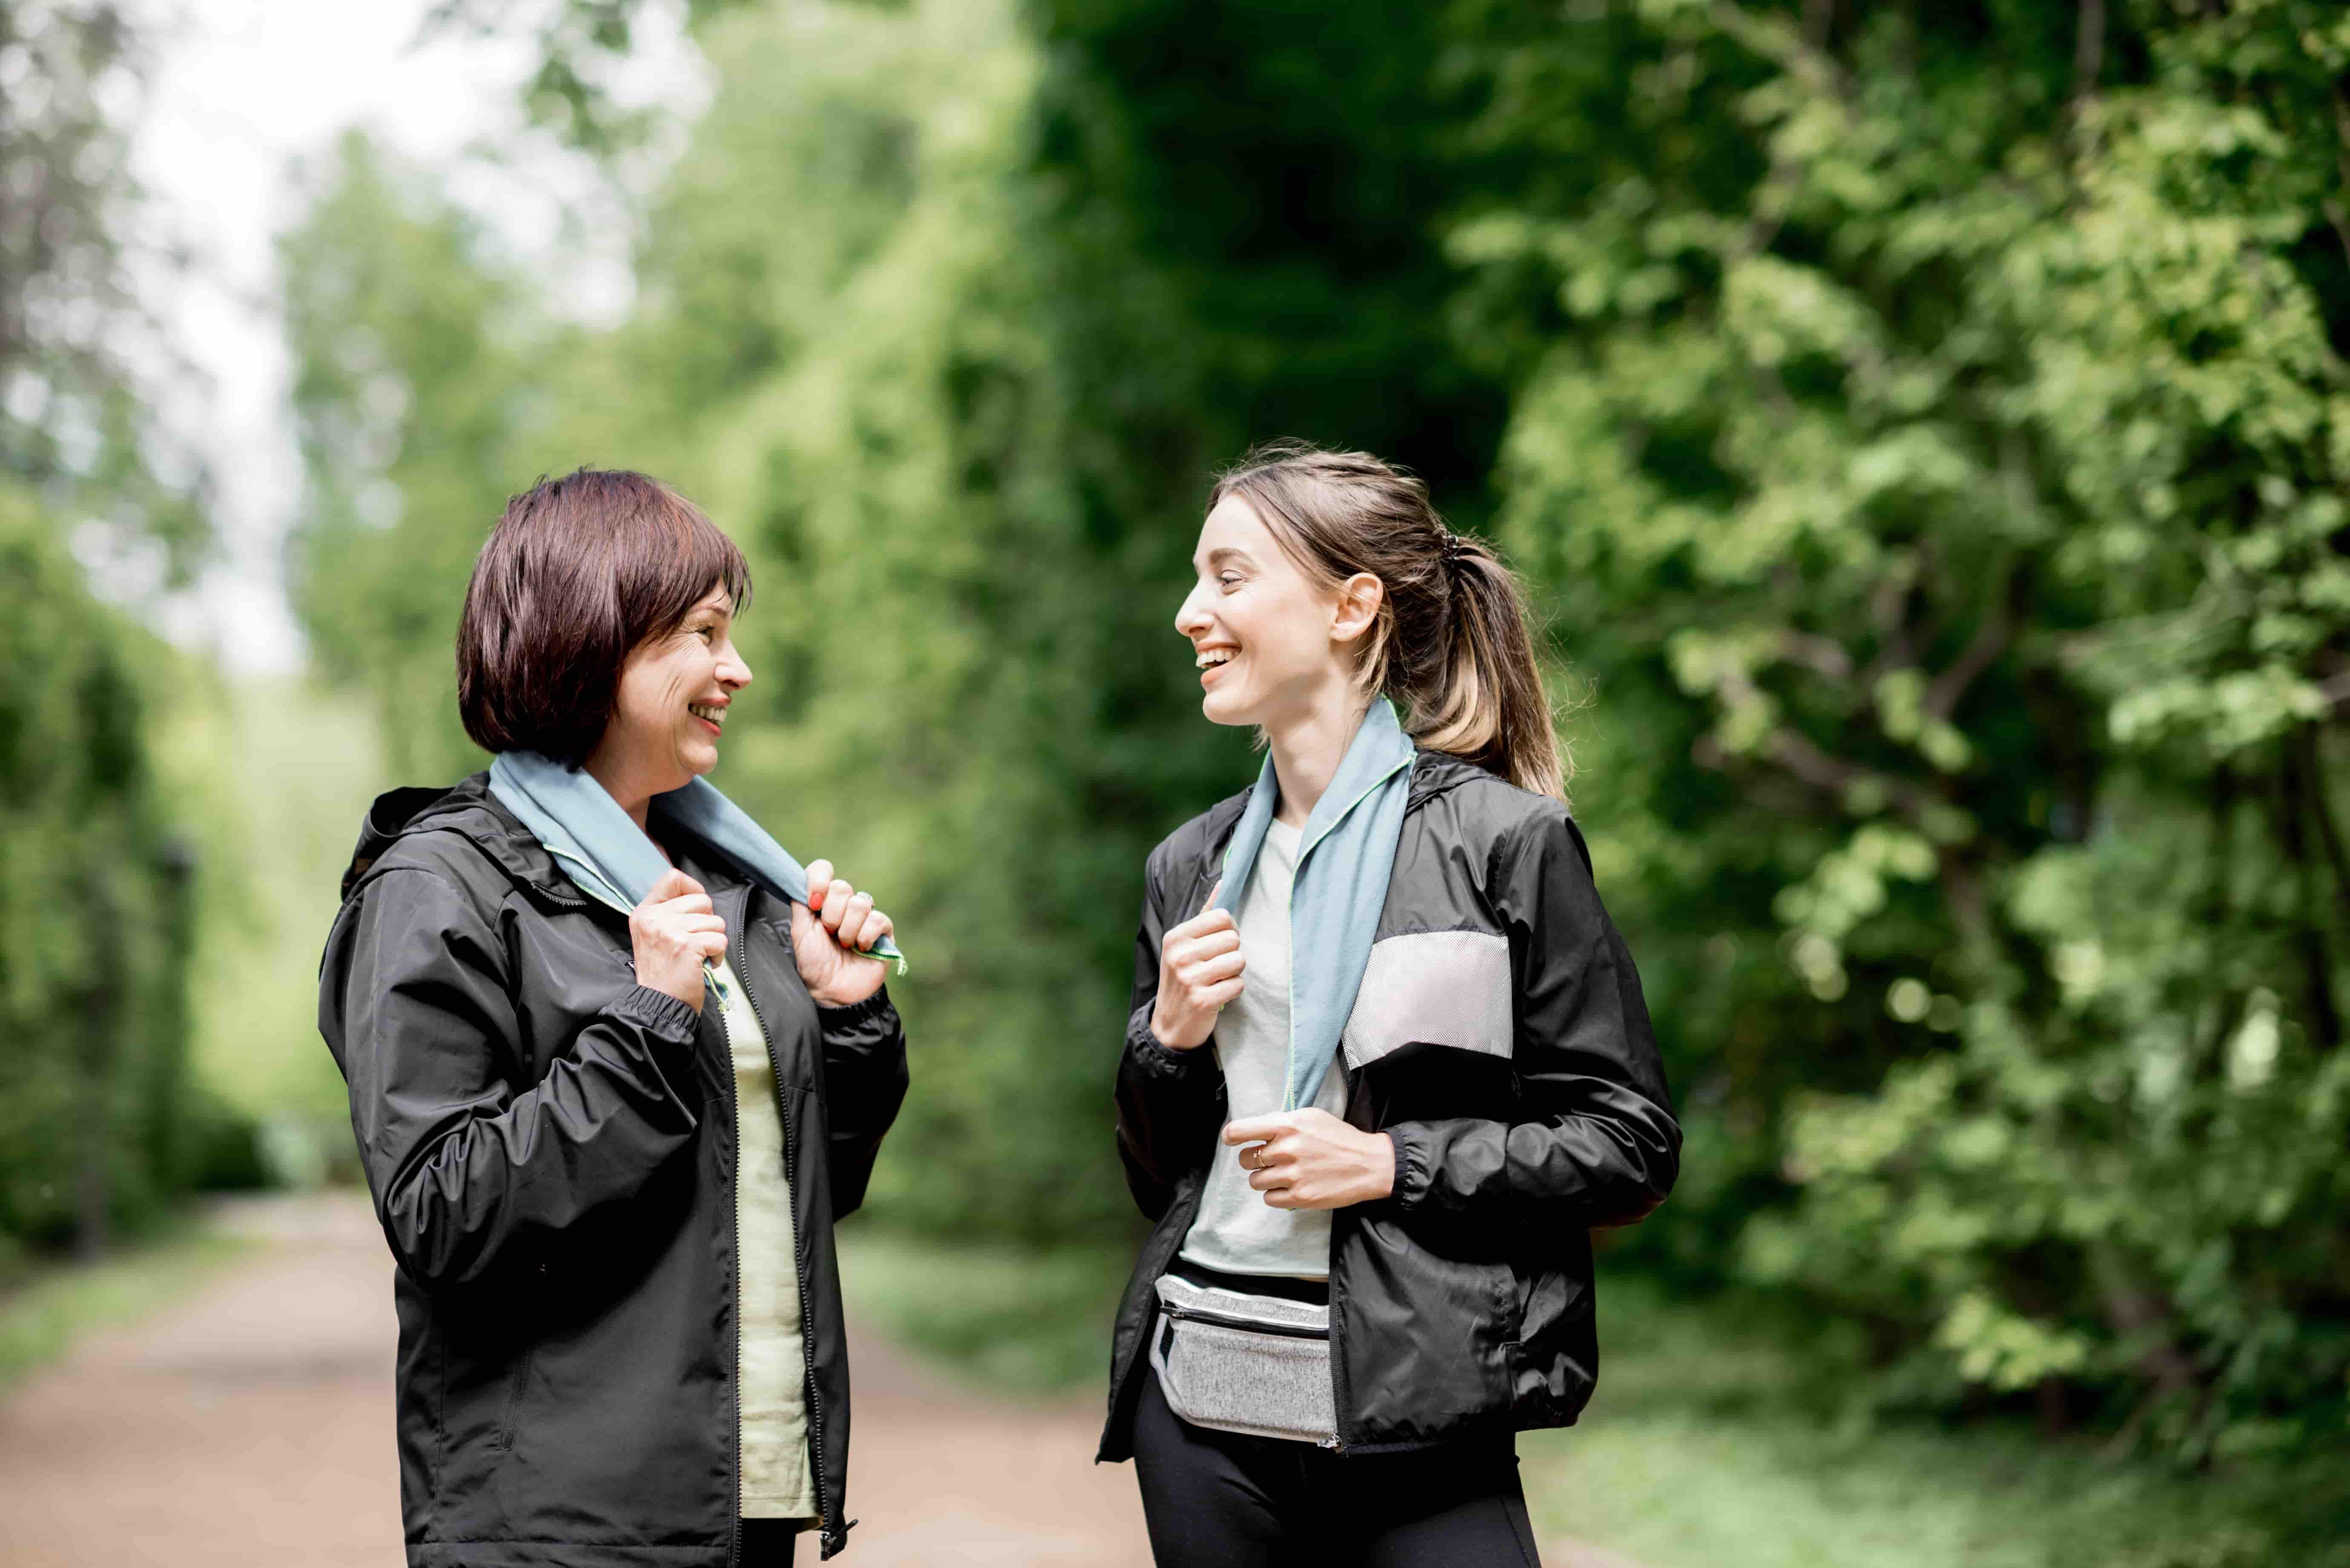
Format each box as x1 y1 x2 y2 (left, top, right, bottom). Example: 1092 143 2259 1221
1199 691 1258 728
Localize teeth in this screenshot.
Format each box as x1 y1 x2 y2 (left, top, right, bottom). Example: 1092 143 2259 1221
689 703 725 726
1195 649 1235 669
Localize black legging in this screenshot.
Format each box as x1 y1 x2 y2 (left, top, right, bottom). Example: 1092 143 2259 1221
1131 1371 1544 1568
739 1517 799 1564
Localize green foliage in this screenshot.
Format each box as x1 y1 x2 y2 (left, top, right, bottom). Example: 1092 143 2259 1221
838 1228 1129 1392
1516 1284 2350 1568
0 2 222 1261
280 132 554 784
1461 0 2350 1455
0 0 207 567
0 486 202 1250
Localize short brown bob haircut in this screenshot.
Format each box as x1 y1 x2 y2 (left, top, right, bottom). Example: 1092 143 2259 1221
457 469 751 766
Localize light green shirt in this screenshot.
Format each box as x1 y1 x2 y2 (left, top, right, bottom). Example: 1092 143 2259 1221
711 956 817 1522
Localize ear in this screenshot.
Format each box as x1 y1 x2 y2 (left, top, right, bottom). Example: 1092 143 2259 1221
1330 572 1384 645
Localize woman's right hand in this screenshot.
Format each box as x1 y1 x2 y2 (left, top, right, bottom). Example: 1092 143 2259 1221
633 868 729 1013
1149 891 1244 1051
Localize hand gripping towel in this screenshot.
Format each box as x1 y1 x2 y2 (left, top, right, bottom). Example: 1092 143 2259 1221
1210 700 1415 1110
487 751 907 975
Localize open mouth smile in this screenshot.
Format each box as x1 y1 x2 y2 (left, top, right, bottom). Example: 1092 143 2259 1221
688 701 727 735
1195 645 1237 687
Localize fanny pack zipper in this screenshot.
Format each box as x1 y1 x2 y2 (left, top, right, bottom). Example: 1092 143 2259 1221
1161 1302 1329 1340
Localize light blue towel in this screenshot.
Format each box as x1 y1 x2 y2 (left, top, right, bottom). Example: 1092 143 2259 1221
487 751 906 976
1211 700 1416 1110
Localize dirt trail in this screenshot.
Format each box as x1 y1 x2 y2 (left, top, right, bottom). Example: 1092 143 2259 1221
0 1194 1626 1568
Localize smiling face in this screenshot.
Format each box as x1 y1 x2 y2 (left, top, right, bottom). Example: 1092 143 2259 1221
585 583 753 805
1176 493 1371 731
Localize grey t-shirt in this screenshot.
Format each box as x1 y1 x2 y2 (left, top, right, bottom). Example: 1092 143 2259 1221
1179 818 1348 1280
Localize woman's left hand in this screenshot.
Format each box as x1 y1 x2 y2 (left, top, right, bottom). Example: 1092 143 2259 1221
791 858 893 1009
1223 1109 1396 1210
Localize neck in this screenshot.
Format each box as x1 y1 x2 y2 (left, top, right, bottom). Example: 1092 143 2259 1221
1264 692 1372 830
581 756 656 833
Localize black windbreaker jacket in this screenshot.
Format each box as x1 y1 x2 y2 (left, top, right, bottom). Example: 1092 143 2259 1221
1099 752 1680 1459
318 774 908 1566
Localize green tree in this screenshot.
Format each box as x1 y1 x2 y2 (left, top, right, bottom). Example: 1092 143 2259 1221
0 487 201 1259
280 132 557 784
1459 0 2350 1456
0 0 212 1262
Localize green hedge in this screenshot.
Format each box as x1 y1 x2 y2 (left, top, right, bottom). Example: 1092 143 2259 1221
0 486 210 1256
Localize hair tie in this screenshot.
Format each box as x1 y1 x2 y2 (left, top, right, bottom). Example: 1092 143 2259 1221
1437 528 1466 569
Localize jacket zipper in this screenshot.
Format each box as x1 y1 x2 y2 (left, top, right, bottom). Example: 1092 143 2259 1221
1160 1301 1329 1340
734 913 837 1551
721 955 745 1568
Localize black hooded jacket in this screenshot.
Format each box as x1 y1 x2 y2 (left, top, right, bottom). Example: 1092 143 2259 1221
1099 752 1679 1459
318 774 907 1565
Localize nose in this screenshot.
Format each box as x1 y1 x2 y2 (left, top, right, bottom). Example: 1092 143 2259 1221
720 641 753 691
1175 580 1213 639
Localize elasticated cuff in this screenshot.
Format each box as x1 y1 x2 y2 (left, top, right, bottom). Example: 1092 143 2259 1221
1384 1126 1428 1212
1129 1013 1214 1076
609 983 701 1042
816 987 894 1027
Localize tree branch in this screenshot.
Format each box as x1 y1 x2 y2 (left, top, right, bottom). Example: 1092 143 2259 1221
2329 86 2350 273
1924 557 2025 721
1780 630 1856 682
2294 725 2350 943
2276 731 2343 1051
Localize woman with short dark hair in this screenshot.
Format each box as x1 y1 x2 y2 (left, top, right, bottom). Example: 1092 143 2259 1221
320 468 907 1567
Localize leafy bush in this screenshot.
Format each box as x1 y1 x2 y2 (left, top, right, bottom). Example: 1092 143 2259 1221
0 488 204 1250
1462 0 2350 1455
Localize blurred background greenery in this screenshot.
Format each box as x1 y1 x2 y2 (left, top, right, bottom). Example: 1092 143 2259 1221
7 0 2350 1562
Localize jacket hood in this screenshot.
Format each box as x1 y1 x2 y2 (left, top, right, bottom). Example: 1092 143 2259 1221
340 772 569 904
1405 748 1502 809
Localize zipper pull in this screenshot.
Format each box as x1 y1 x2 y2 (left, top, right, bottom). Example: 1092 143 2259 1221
1317 1435 1342 1451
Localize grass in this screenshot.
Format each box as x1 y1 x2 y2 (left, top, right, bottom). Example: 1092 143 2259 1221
839 1225 1130 1394
1516 1277 2347 1568
0 1217 256 1393
834 1231 2347 1568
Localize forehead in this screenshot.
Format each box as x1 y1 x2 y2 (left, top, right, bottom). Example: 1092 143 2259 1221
1195 493 1275 561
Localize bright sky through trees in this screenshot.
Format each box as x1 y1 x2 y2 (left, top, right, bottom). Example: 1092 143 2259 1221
124 0 699 672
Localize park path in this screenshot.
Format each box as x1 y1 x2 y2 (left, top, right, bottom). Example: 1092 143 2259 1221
0 1193 1632 1568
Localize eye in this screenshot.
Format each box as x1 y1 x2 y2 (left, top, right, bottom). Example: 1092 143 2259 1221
1218 573 1243 589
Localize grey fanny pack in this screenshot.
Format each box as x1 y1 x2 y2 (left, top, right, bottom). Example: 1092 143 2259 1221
1149 1273 1336 1446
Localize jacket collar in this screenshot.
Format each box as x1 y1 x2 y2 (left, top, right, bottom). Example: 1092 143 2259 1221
1191 746 1496 874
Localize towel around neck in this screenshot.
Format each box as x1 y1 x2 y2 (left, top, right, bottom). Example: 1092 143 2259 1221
487 751 907 976
1210 699 1416 1110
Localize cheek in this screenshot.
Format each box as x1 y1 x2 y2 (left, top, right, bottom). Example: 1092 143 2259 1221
1247 599 1325 676
615 653 691 730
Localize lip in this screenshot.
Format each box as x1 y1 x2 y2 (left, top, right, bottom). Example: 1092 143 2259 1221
694 713 722 736
1195 644 1237 689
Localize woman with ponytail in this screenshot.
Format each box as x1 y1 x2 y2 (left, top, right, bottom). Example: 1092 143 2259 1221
1097 442 1680 1567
